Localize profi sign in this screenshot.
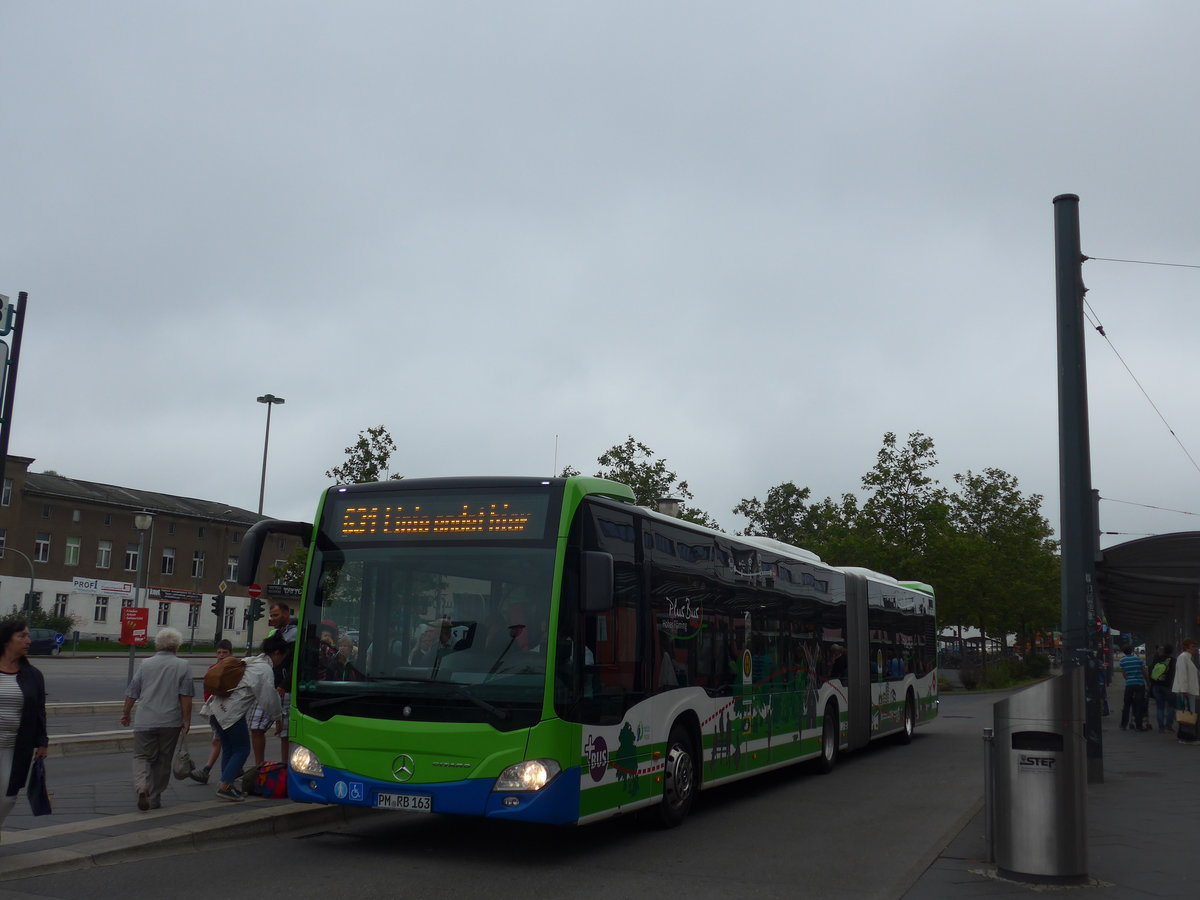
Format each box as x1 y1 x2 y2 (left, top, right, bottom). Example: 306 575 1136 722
72 576 135 597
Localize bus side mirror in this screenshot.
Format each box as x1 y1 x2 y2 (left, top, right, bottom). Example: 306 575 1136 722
582 551 614 612
237 519 313 586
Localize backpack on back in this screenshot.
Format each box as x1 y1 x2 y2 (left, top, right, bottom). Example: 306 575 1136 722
204 657 246 698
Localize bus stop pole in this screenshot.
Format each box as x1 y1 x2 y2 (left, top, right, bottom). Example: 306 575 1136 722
1054 193 1102 784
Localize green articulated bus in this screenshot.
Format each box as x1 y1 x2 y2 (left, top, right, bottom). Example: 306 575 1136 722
238 475 937 827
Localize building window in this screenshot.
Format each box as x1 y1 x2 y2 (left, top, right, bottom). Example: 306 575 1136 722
41 504 50 519
103 514 112 526
161 547 175 576
232 531 241 543
97 539 112 569
65 536 81 566
0 478 10 507
94 596 109 623
226 556 238 582
223 606 235 630
187 603 199 628
54 593 68 618
157 602 170 626
125 543 140 572
198 526 206 539
168 523 176 536
0 528 6 558
122 597 136 608
24 591 41 611
192 551 205 579
34 533 50 563
72 509 81 523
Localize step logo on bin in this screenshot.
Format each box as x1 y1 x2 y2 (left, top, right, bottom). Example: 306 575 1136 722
1018 753 1057 773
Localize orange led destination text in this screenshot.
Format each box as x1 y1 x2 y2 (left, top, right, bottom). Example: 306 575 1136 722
341 503 532 536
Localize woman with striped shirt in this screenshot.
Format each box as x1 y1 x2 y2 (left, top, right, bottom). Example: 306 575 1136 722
0 620 48 835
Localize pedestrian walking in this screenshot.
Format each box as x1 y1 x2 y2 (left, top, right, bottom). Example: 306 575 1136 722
201 644 281 801
1117 645 1150 731
1149 644 1177 734
120 627 193 810
0 620 48 837
1171 638 1200 744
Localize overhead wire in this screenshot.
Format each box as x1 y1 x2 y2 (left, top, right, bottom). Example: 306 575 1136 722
1080 294 1200 479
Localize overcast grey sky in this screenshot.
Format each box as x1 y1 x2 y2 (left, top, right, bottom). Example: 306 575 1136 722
3 2 1199 557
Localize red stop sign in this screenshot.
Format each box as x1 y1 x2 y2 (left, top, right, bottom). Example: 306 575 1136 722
247 584 262 599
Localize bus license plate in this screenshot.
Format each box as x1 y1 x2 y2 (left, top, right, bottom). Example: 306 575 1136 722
375 792 432 812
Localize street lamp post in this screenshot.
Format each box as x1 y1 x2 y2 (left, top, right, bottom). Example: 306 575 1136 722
126 513 154 686
256 394 285 515
4 548 37 614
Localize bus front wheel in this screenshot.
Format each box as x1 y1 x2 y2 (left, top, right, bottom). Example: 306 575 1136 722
654 723 696 828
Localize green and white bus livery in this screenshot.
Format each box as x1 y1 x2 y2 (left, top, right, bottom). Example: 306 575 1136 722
239 475 937 827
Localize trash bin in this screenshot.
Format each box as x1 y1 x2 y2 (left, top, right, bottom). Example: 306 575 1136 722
991 666 1087 884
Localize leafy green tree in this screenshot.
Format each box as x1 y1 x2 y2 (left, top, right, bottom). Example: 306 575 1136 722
271 545 309 588
326 426 402 484
858 431 950 575
735 432 1060 668
2 606 76 637
593 436 718 528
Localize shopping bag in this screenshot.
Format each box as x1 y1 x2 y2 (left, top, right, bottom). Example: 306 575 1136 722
172 740 195 780
27 758 51 816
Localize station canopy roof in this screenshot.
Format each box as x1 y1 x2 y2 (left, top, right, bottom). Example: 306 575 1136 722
1097 532 1200 633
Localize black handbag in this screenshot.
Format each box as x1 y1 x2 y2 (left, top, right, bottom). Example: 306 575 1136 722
27 757 51 816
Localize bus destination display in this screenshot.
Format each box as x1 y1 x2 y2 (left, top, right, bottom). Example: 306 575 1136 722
334 493 550 540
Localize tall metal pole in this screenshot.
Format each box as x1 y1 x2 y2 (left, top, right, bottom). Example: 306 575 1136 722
1054 193 1103 784
0 292 29 494
257 394 285 515
126 529 146 686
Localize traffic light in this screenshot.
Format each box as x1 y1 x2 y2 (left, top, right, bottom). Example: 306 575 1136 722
211 592 225 618
249 597 264 621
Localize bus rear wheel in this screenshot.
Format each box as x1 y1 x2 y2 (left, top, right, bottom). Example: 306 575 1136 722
897 691 916 745
816 701 839 774
654 723 696 828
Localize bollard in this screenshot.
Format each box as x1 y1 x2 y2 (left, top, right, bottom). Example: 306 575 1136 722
982 726 994 863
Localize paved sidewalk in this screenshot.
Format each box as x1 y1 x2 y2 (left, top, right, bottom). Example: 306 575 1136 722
905 681 1195 897
0 730 365 882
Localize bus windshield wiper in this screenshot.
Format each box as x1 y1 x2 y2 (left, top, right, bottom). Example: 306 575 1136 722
452 685 508 720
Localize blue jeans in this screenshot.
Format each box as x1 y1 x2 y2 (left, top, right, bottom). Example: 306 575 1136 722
1151 684 1176 730
211 716 250 786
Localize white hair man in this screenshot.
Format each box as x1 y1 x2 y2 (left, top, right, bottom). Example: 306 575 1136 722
120 627 194 810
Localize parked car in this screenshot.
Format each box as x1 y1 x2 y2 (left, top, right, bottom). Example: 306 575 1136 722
28 628 60 656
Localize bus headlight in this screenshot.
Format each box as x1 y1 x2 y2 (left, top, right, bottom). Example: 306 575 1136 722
290 744 324 778
493 759 561 792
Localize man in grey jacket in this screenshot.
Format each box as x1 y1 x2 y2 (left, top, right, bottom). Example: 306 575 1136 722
121 627 193 810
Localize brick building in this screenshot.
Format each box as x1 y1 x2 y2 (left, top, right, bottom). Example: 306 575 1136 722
0 455 303 645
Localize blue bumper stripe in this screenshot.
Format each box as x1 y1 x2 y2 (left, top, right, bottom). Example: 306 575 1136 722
289 765 582 825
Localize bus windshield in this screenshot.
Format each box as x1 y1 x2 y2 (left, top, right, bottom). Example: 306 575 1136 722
295 544 556 730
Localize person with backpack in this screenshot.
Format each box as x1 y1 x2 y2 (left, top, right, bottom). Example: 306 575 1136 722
200 645 281 801
188 639 233 785
1149 645 1177 734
